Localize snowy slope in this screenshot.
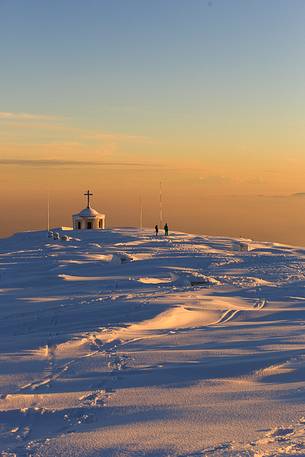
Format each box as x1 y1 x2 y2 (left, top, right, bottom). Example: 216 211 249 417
0 227 305 456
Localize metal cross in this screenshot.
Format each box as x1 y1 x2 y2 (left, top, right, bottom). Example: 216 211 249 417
84 190 93 208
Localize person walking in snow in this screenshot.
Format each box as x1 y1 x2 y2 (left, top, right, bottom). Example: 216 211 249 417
164 223 169 236
155 225 159 236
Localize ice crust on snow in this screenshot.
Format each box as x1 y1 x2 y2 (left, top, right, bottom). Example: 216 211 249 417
0 227 305 456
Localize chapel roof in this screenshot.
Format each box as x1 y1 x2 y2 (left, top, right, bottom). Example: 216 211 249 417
73 206 104 218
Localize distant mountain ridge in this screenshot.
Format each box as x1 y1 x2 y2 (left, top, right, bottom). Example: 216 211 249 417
291 192 305 197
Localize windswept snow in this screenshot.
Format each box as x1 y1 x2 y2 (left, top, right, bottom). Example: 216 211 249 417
0 228 305 456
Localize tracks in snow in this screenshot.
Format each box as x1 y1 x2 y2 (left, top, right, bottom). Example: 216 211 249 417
177 416 305 456
0 328 132 456
211 299 267 327
213 309 240 325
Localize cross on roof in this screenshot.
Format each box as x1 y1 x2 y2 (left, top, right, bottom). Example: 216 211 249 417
84 190 93 208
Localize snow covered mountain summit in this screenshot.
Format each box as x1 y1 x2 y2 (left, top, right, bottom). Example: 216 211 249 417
0 228 305 456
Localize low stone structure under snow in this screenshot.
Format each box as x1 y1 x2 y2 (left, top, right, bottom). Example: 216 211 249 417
72 190 106 230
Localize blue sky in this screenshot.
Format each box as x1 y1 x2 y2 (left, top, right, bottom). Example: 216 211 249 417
1 0 305 135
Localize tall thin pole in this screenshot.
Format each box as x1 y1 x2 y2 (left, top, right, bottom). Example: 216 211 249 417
159 181 163 227
139 196 143 231
47 191 50 232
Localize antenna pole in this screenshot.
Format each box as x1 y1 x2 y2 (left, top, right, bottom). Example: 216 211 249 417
159 181 163 227
139 196 143 231
47 192 50 232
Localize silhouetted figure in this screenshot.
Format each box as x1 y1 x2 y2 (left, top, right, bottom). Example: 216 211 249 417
164 223 169 236
155 225 159 236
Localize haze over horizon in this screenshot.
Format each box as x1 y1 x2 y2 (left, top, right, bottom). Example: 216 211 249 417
1 0 305 245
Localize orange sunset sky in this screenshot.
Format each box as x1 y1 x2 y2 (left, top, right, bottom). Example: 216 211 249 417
1 0 305 244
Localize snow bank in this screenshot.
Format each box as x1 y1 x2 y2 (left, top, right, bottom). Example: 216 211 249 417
170 271 220 287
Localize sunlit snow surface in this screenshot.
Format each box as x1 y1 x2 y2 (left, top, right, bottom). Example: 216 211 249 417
0 228 305 457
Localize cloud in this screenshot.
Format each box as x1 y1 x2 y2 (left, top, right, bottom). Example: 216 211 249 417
199 175 232 185
243 177 264 185
0 159 161 169
255 193 305 199
82 132 152 143
0 115 152 144
290 192 305 198
0 112 60 121
0 122 73 132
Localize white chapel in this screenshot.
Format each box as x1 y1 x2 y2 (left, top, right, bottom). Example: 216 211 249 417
72 190 106 230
